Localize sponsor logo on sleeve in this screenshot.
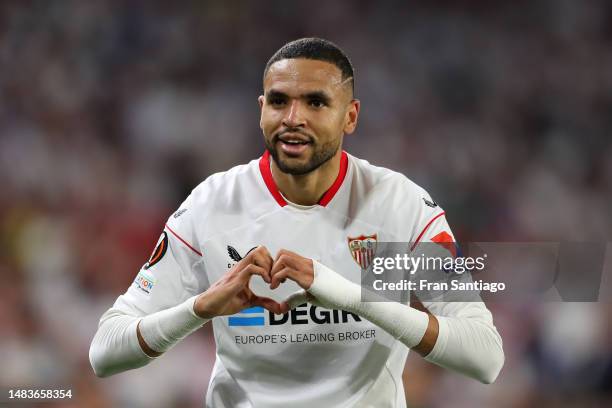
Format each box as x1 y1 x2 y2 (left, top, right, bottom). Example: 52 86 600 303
144 232 168 270
133 270 156 294
173 208 188 218
423 197 438 208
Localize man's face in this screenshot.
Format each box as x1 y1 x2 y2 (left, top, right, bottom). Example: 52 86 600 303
259 58 359 175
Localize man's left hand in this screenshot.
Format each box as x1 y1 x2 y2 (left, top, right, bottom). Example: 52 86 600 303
269 249 314 290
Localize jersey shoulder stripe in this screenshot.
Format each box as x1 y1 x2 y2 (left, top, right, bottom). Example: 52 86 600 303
410 211 446 250
165 223 202 257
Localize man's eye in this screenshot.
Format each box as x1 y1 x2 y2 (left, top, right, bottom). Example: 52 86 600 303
269 98 286 106
309 99 325 108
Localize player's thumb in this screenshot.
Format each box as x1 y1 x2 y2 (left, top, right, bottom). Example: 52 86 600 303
283 290 323 310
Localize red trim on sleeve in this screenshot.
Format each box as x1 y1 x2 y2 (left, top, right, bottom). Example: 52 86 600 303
258 150 349 208
165 224 203 257
410 211 446 251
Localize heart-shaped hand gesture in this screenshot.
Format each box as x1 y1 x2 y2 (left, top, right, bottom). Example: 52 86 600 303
193 246 282 318
193 247 317 318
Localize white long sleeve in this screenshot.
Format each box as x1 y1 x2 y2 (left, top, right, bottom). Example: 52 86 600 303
89 295 208 377
89 308 152 378
423 301 504 384
307 260 504 384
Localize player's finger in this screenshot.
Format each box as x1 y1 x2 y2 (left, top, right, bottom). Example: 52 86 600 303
278 301 291 314
251 295 283 315
271 253 297 276
258 245 273 255
273 248 297 266
259 245 274 262
231 252 256 277
239 264 270 284
270 256 283 277
274 247 298 261
251 247 273 274
270 267 294 289
273 248 285 264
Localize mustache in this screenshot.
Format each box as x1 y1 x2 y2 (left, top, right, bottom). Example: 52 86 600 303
273 129 315 143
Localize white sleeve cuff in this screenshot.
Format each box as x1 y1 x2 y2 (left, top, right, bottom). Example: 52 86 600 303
308 260 429 348
138 295 209 354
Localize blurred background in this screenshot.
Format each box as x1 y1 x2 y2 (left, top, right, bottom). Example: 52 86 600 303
1 0 611 407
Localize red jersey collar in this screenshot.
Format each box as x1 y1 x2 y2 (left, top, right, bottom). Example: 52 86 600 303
259 150 349 207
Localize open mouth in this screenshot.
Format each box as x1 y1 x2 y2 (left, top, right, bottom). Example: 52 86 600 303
280 139 309 145
278 133 312 157
277 134 312 156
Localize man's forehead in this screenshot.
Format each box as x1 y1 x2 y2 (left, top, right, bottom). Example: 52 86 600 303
264 58 345 92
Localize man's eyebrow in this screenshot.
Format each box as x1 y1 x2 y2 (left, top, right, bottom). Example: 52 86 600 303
303 91 331 103
265 89 333 104
266 90 288 99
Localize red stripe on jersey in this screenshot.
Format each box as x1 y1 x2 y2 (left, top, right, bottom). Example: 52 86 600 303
259 150 349 207
259 151 288 207
318 151 348 206
410 212 446 251
165 224 203 257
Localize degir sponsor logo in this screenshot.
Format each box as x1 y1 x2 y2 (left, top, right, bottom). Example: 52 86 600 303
228 304 362 327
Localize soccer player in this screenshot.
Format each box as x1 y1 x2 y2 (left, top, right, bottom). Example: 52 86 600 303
90 38 504 407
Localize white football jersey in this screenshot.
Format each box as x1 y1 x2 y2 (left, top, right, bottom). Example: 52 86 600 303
113 151 466 408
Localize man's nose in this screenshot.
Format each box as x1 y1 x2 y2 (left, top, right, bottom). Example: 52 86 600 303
282 100 305 128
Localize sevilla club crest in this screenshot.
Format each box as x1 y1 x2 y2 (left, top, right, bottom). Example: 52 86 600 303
348 234 377 269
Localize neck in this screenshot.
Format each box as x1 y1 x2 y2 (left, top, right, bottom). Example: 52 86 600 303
271 150 343 206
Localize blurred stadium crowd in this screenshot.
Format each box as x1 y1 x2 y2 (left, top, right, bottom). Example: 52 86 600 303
1 1 611 407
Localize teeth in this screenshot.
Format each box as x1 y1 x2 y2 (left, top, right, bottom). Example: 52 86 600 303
283 140 306 145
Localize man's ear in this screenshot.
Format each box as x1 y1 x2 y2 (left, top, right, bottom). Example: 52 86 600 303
258 95 265 129
343 99 360 135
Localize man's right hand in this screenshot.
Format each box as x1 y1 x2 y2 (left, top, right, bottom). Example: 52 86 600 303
193 246 283 318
